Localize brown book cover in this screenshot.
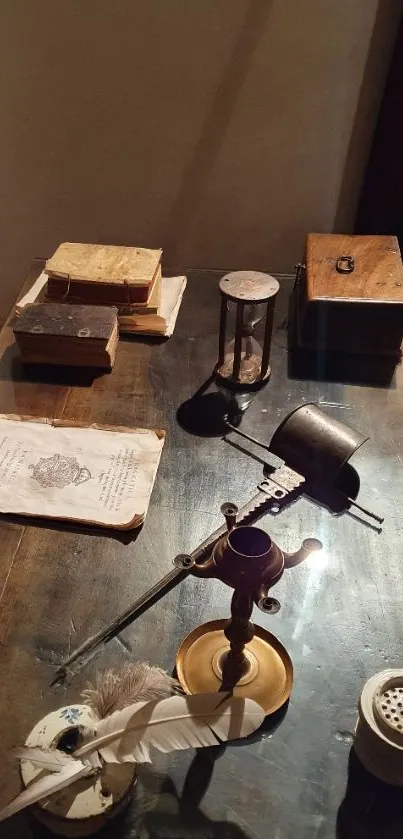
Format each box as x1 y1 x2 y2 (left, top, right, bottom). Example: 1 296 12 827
14 302 117 339
13 303 119 368
46 243 162 305
16 271 187 338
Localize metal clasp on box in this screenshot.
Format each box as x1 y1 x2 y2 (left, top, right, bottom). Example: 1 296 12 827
336 255 355 274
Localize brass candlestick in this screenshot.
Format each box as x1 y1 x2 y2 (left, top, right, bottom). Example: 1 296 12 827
175 506 321 714
54 403 381 691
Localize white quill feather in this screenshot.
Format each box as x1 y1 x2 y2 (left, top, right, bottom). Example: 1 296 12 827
15 747 78 772
16 745 101 771
76 693 265 764
0 760 91 823
0 693 265 824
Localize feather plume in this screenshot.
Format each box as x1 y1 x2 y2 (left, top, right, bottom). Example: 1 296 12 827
80 661 179 718
76 693 265 764
0 760 91 823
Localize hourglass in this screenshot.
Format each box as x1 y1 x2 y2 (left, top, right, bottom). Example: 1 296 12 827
215 271 280 389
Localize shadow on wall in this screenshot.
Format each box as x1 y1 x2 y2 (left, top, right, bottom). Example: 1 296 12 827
163 0 274 268
335 0 403 232
0 0 400 322
355 7 403 244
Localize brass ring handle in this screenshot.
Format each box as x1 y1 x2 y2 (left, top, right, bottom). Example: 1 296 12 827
336 255 355 274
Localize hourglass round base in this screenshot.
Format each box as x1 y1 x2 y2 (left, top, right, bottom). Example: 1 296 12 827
176 619 293 715
214 364 271 393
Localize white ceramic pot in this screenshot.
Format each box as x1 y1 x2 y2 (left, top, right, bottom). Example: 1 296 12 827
355 669 403 786
20 704 136 837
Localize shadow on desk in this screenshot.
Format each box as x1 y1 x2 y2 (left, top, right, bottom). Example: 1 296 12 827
0 708 287 838
337 748 403 838
0 512 144 545
0 345 107 388
1 760 253 839
288 347 398 390
177 375 246 438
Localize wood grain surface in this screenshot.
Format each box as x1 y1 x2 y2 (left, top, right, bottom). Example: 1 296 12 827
306 233 403 302
0 262 402 839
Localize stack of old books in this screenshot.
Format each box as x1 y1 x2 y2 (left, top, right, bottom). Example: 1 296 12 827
13 302 119 369
14 242 187 341
45 242 166 333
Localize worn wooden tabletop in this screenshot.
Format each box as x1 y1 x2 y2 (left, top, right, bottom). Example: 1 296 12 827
0 262 402 839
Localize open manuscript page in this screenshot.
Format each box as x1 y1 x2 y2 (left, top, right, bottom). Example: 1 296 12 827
0 415 164 529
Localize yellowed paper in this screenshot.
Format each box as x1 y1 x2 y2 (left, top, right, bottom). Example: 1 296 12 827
17 271 48 309
16 271 187 337
0 415 164 528
160 276 187 336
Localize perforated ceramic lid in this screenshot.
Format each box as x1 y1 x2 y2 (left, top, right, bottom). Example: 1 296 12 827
355 670 403 785
373 675 403 746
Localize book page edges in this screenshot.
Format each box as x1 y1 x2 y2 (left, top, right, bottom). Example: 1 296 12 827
0 415 165 529
0 414 165 441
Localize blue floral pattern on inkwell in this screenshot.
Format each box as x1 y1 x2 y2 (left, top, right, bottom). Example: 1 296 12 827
60 707 82 724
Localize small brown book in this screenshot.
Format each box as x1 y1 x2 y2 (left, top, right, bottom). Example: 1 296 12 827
46 242 162 307
13 302 119 369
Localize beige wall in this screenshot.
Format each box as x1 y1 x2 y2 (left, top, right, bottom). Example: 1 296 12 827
0 0 400 319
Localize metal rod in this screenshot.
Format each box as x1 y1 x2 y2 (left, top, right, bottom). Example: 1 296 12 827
232 302 244 380
51 567 189 684
218 295 227 367
225 421 271 452
226 422 384 525
345 497 384 524
52 490 278 683
260 301 275 379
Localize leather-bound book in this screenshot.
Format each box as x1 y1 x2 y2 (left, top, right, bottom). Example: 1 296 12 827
13 302 119 369
45 242 162 307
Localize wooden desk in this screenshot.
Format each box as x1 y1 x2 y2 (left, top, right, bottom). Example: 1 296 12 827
0 263 402 838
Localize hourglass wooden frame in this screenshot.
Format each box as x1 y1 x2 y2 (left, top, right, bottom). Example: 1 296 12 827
215 271 280 389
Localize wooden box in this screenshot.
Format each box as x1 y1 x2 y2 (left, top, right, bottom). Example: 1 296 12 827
292 234 403 357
